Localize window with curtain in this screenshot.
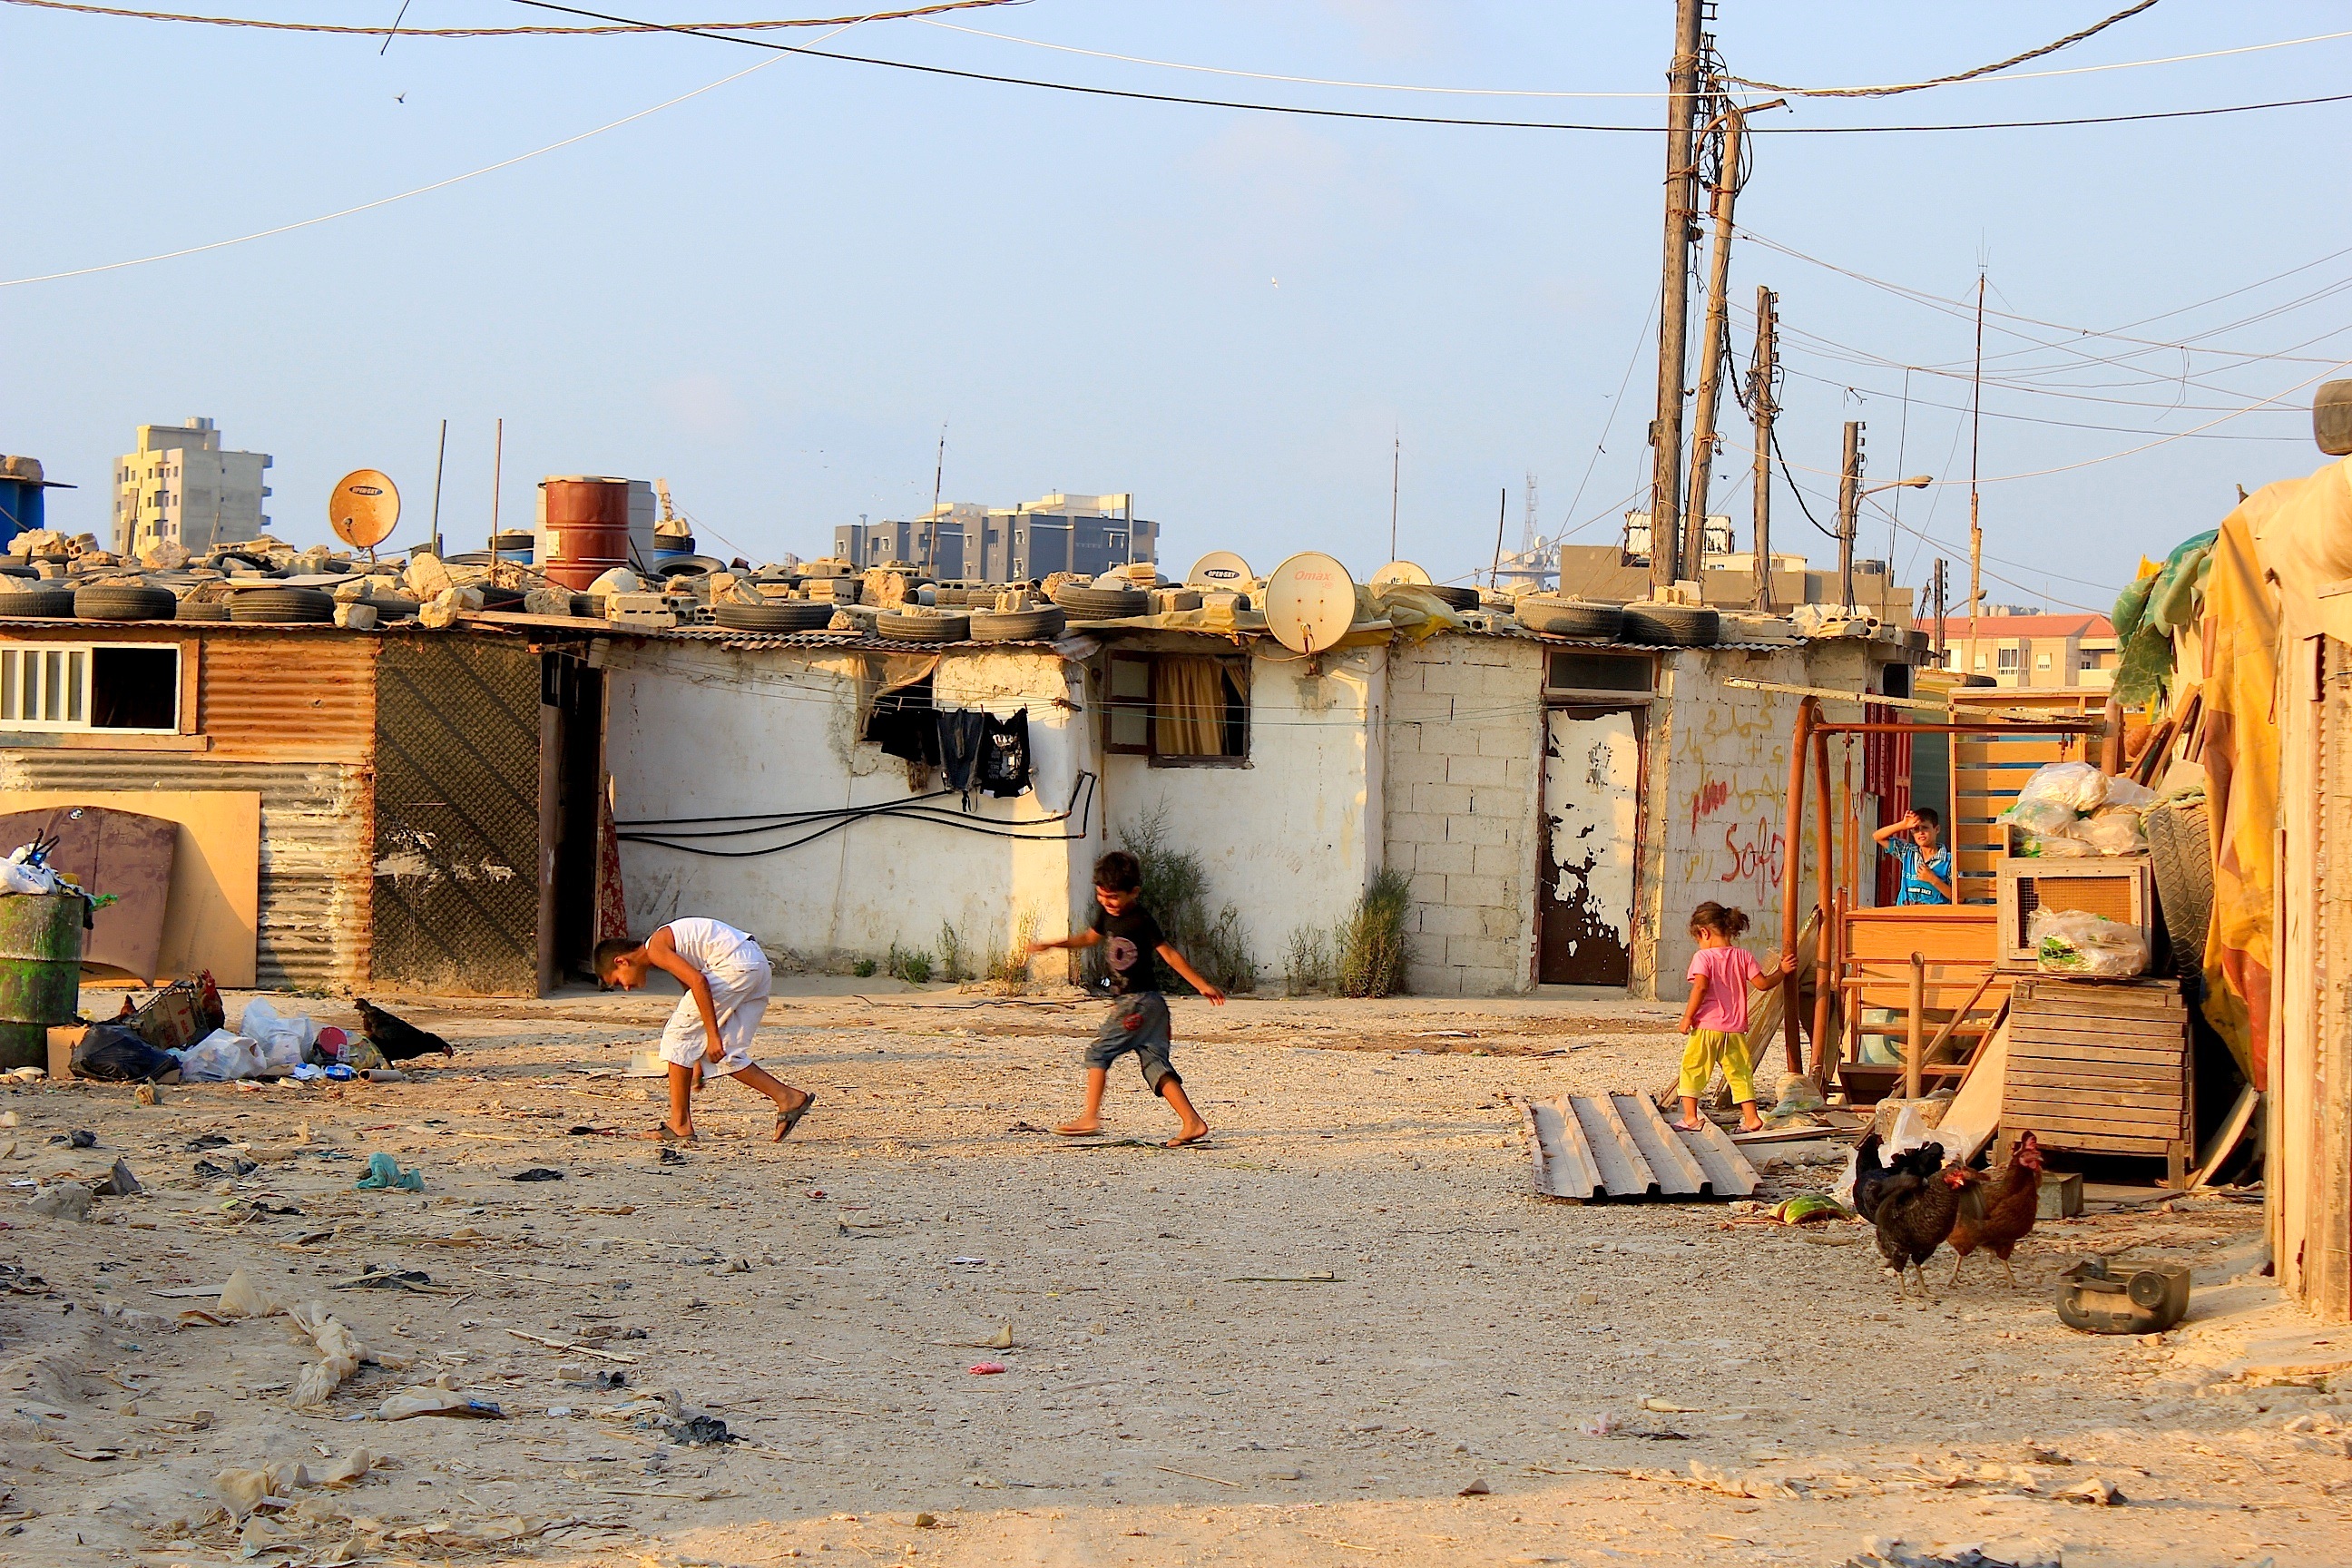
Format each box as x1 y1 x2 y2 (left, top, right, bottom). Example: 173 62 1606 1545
1104 652 1248 764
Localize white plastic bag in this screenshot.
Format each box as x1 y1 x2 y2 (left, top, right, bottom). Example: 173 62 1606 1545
2005 760 2109 818
239 998 318 1061
2004 799 2079 837
2021 830 2092 858
2101 775 2157 812
2029 907 2149 977
0 845 62 896
2079 806 2149 856
177 1028 264 1082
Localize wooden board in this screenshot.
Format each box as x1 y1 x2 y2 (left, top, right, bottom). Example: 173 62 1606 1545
0 789 259 986
1515 1093 1759 1203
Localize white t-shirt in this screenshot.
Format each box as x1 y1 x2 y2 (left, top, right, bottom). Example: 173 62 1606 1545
660 917 763 979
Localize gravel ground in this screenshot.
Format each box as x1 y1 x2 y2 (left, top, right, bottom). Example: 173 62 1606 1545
0 982 2342 1567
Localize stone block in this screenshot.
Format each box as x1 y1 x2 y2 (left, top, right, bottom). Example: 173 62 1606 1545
1479 664 1534 697
1387 810 1450 846
1446 813 1514 847
1445 752 1507 788
1418 906 1482 937
1416 662 1481 697
1480 727 1536 757
1406 963 1461 996
1387 750 1449 787
1385 842 1415 875
1465 789 1534 825
1445 934 1505 968
1421 726 1491 758
1456 965 1527 997
1501 757 1537 790
1390 694 1454 724
1413 783 1474 816
1445 874 1508 909
1415 840 1475 877
1472 842 1526 877
1408 873 1447 907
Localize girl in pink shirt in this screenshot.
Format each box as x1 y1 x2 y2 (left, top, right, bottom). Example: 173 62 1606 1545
1676 903 1797 1133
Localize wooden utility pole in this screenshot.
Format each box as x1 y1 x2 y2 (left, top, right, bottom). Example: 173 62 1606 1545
1490 486 1508 590
1646 0 1707 597
1749 285 1778 612
1682 98 1744 581
1836 420 1863 613
1932 557 1949 664
1967 271 1986 672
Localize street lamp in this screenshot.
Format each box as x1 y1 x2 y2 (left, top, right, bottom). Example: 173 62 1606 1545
1841 475 1934 612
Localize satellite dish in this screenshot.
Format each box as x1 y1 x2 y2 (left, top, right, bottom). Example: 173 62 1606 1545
1186 550 1252 588
329 470 400 554
1262 551 1357 655
1370 560 1433 588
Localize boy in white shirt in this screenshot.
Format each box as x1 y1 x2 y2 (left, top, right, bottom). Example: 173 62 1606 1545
595 918 815 1142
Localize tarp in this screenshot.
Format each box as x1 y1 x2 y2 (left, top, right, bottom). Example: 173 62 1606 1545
2194 456 2352 1089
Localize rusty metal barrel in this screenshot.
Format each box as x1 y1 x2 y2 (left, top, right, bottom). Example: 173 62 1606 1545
538 476 633 589
0 892 84 1069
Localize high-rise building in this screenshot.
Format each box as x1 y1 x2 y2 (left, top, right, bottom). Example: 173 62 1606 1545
113 417 272 556
835 493 1157 583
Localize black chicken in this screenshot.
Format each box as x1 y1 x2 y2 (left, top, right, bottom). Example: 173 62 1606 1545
1873 1162 1983 1298
1851 1130 1946 1224
355 999 456 1063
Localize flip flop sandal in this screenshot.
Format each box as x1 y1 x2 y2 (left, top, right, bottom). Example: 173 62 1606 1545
638 1123 696 1142
775 1093 818 1141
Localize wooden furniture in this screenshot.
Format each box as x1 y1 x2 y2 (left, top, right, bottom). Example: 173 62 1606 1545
2001 975 2193 1186
1835 905 2014 1104
1993 856 2155 970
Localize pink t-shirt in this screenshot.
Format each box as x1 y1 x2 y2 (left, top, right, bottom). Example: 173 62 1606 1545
1686 945 1761 1034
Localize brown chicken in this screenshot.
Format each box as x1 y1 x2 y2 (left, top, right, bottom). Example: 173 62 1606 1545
1947 1131 2044 1287
1872 1162 1983 1298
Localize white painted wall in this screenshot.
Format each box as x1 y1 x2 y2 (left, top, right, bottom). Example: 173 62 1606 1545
1098 642 1384 985
598 640 1098 970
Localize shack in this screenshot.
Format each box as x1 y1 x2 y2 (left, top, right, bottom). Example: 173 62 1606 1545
0 617 607 995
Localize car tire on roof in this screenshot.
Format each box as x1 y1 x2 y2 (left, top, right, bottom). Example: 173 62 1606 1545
1049 584 1150 619
74 585 178 622
1619 603 1720 646
712 601 838 632
175 598 231 622
227 586 338 624
967 607 1067 642
1424 583 1483 611
875 610 970 642
1514 597 1625 640
0 587 76 619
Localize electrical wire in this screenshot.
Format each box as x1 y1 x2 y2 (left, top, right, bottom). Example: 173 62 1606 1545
1730 1 2162 98
619 769 1098 857
0 0 1025 34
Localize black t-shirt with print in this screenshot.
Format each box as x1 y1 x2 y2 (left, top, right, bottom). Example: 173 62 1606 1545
1092 904 1167 995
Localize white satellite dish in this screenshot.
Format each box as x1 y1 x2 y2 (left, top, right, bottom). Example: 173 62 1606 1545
1186 550 1253 589
1370 560 1433 588
1262 551 1357 655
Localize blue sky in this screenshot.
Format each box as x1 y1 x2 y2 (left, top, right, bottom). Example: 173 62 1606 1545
4 2 2347 611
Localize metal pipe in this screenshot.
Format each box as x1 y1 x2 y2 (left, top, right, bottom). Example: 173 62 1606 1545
1813 721 2101 736
1780 697 1817 1075
1906 951 1926 1102
1810 722 1836 1085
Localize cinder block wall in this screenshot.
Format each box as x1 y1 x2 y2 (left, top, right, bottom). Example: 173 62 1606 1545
1384 634 1544 995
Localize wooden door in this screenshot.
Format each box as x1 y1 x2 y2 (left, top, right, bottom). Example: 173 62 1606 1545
1538 705 1642 986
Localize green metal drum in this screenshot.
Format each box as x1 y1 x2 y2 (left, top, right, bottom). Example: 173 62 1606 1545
0 893 84 1070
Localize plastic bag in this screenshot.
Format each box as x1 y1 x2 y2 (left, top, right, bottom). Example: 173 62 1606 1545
2079 807 2149 856
71 1024 180 1083
2101 775 2157 812
176 1028 264 1082
2021 830 2092 858
2004 798 2079 836
2029 908 2149 978
0 845 62 896
2006 760 2109 818
239 998 318 1060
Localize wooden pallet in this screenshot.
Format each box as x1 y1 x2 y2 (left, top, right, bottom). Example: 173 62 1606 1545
2000 975 2192 1184
1515 1092 1761 1203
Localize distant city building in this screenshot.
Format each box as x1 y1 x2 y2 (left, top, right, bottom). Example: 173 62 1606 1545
1952 612 2117 690
113 417 271 556
835 492 1156 583
1548 539 1917 628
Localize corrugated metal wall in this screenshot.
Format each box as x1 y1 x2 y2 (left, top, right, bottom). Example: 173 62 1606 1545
198 632 377 762
0 754 371 993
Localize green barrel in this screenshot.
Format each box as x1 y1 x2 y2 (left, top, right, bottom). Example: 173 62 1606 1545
0 893 85 1070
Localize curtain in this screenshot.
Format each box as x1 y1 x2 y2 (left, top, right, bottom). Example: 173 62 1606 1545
1154 656 1230 757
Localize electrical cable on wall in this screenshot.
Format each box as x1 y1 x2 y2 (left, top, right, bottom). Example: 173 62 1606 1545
620 770 1097 858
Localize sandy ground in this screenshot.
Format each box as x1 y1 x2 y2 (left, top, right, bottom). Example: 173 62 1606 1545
1 982 2347 1568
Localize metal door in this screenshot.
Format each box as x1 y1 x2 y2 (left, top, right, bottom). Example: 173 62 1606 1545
1537 705 1642 986
370 637 543 995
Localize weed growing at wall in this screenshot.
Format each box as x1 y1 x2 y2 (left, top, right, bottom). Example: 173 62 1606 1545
987 906 1039 994
936 921 969 984
886 943 932 985
1283 923 1331 995
1336 868 1414 998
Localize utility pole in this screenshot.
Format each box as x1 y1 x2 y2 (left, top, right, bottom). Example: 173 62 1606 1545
1749 285 1777 612
1966 271 1986 679
1836 420 1863 613
1646 0 1707 598
1931 557 1949 666
489 416 503 555
1682 96 1744 581
428 418 446 559
1490 487 1508 590
926 422 946 577
1389 432 1400 561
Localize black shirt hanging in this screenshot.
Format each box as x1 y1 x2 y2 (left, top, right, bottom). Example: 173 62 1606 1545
981 708 1032 799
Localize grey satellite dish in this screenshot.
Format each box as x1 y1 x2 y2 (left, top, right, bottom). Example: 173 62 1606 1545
1370 560 1433 588
1262 551 1357 655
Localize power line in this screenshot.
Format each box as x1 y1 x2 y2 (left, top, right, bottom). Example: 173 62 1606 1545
0 0 1025 34
1730 0 2162 98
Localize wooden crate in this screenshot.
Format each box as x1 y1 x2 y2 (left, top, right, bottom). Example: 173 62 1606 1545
1835 905 2012 1102
1994 856 2153 970
2000 975 2191 1185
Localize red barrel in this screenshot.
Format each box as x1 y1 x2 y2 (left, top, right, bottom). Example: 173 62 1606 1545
539 476 632 588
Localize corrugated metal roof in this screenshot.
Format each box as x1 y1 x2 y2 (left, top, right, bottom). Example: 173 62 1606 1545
614 627 1061 654
0 754 371 994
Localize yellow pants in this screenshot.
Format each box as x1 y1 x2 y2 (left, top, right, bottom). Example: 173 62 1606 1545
1679 1029 1757 1103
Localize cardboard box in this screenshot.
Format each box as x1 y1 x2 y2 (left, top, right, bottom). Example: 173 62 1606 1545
46 1024 86 1083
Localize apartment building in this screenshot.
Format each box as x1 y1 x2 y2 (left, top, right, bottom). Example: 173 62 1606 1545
112 417 272 557
836 492 1158 583
1950 612 2118 689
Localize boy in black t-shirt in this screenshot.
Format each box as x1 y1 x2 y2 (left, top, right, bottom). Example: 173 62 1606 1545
1026 849 1222 1146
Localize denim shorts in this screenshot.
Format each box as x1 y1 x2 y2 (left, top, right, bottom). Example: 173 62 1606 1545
1083 991 1178 1092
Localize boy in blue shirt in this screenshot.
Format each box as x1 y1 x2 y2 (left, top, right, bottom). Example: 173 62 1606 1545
1874 807 1954 905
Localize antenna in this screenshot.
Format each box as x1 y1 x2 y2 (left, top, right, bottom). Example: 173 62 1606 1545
489 416 504 555
1389 431 1399 560
926 421 947 575
428 418 446 558
1523 472 1539 559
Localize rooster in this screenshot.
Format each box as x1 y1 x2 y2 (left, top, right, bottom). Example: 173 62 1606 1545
1948 1131 2044 1287
1852 1130 1946 1224
355 999 456 1063
1873 1162 1983 1298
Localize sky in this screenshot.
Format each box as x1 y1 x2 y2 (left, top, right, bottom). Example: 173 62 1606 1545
3 1 2348 614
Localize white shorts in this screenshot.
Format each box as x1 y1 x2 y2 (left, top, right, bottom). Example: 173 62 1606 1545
657 951 772 1079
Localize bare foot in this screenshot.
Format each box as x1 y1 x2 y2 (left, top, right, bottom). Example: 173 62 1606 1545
1053 1119 1102 1137
1167 1122 1210 1148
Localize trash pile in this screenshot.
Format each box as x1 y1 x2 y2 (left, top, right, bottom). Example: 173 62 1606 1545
1997 760 2158 858
66 989 450 1085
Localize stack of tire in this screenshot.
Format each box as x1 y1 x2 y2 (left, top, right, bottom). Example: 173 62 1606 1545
874 609 970 643
1514 595 1719 647
712 600 838 633
74 584 177 622
0 580 75 619
1048 583 1149 621
227 586 337 623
